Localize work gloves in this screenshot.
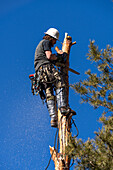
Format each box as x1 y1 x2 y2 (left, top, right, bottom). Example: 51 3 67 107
56 52 67 63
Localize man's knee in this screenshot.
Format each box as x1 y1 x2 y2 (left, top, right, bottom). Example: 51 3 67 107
46 95 55 101
46 88 54 101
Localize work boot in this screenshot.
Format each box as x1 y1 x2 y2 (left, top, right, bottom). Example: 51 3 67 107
60 107 77 117
60 106 70 115
51 119 57 128
46 99 57 128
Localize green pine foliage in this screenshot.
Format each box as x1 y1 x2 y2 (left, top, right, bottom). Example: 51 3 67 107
71 41 113 112
67 41 113 169
67 115 113 169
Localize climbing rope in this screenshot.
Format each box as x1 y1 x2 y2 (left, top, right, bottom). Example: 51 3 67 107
45 115 63 170
68 119 79 168
45 127 59 170
69 158 75 168
71 118 79 138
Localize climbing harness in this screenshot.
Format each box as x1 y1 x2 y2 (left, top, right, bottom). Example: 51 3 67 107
29 64 58 100
29 63 69 100
29 72 46 100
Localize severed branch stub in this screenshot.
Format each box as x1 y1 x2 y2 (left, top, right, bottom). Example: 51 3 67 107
49 33 77 170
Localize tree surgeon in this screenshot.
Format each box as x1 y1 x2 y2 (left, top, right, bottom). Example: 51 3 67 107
34 28 69 128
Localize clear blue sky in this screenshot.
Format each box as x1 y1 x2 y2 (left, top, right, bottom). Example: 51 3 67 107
0 0 113 169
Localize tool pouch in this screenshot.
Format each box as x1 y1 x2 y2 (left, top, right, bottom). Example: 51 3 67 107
29 73 46 100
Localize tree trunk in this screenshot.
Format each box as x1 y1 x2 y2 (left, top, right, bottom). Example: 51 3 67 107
50 33 76 170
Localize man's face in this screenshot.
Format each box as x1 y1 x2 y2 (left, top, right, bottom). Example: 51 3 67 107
51 38 57 46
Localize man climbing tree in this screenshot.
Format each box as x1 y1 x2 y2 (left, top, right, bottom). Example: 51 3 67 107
34 28 69 128
29 30 78 169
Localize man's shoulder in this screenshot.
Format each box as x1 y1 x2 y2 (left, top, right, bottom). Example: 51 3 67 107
42 39 50 44
42 39 52 49
36 39 48 47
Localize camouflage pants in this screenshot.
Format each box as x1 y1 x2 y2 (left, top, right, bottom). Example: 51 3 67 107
37 64 65 101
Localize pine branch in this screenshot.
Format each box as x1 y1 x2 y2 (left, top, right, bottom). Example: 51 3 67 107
68 41 113 169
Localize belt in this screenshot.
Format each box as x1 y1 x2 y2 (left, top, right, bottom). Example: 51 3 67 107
39 63 54 70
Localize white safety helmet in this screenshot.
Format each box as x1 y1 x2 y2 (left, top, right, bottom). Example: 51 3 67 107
44 28 59 40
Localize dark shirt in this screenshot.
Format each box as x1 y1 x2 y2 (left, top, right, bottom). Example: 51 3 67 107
34 39 52 72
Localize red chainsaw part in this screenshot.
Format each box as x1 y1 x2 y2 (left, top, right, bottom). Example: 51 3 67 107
29 74 35 80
